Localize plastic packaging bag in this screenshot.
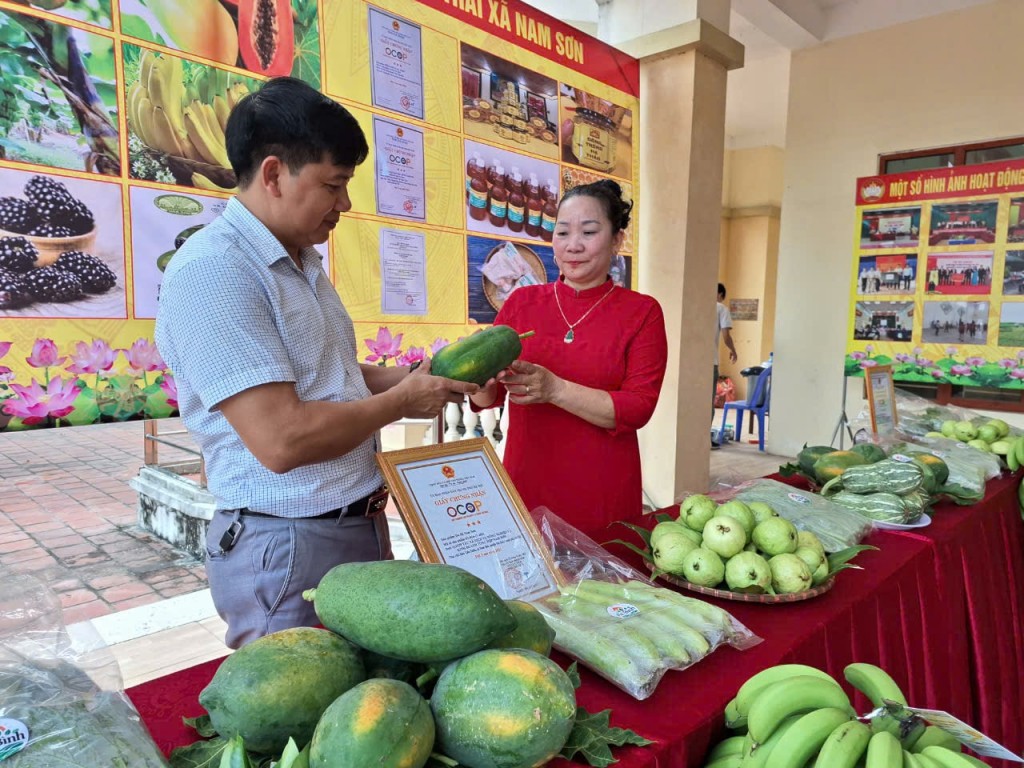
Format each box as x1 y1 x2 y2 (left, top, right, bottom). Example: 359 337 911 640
695 478 873 552
869 433 995 504
0 570 169 767
528 507 760 701
850 388 1022 442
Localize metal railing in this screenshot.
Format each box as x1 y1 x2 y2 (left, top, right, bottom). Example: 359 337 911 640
143 420 206 486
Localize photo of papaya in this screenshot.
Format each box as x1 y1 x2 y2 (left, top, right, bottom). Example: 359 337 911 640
119 0 321 89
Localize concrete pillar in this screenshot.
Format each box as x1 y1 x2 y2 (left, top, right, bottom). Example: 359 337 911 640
618 20 743 507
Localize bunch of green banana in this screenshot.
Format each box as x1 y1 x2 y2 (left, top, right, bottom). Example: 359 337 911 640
996 433 1024 472
703 662 985 768
128 50 249 171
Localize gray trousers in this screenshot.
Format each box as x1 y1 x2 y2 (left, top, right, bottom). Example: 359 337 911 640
205 509 393 649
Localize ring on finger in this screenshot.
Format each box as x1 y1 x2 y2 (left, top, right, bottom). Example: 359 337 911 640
526 385 531 394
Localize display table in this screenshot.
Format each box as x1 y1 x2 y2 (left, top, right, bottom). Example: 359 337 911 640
127 473 1024 767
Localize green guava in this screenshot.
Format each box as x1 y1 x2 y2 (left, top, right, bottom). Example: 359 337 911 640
796 530 825 557
679 494 717 532
681 548 725 588
717 500 755 534
940 420 957 438
752 517 798 556
701 515 748 559
794 546 825 574
724 551 772 593
954 421 978 442
652 531 698 575
748 501 779 524
769 553 812 594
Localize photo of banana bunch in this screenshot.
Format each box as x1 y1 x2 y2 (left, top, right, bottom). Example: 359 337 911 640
123 45 257 192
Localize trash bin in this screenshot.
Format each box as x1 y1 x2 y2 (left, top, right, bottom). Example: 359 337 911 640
741 366 766 407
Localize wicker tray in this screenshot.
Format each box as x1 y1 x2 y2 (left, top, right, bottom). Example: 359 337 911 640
646 561 835 604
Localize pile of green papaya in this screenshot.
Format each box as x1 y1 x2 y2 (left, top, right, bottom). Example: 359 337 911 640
183 560 580 768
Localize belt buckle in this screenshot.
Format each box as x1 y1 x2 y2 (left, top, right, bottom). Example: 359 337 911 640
365 487 389 516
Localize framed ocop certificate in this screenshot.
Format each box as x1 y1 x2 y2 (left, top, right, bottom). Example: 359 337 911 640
865 364 899 434
376 438 562 602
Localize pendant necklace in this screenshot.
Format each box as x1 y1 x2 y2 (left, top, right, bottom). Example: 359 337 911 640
554 281 616 344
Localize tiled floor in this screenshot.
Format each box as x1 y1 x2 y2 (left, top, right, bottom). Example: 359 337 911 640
0 410 790 688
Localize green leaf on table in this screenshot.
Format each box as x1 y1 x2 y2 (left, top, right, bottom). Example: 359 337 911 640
654 512 674 523
601 538 654 565
609 520 652 547
169 737 230 768
274 739 310 768
560 706 654 767
827 544 877 574
183 714 216 738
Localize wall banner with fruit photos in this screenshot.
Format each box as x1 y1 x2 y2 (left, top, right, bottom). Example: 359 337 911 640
845 158 1024 389
0 0 640 432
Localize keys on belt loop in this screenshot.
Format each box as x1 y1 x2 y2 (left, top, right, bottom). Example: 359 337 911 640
218 509 244 552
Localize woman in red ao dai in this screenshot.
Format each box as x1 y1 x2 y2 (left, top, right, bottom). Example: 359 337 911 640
470 180 668 540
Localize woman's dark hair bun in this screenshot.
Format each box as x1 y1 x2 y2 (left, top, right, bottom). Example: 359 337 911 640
559 179 632 233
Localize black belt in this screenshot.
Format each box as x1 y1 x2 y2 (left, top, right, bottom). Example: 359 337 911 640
238 487 389 520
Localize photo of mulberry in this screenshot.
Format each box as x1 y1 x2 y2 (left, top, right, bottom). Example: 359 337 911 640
0 168 126 318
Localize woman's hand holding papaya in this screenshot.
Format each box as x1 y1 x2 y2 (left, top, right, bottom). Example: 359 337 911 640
500 359 564 405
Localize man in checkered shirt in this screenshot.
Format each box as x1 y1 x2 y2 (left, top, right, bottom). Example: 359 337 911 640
155 78 478 648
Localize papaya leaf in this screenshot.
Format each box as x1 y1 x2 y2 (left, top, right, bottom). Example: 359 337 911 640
560 706 653 767
566 661 581 689
608 520 652 547
183 713 216 738
826 544 877 573
778 462 801 478
169 737 230 768
601 538 653 565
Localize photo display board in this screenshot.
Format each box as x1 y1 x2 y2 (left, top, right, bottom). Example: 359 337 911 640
0 0 640 431
845 159 1024 390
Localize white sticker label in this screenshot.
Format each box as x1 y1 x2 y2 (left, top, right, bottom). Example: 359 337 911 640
905 706 1024 761
0 719 29 761
788 492 811 505
607 603 640 619
891 453 913 463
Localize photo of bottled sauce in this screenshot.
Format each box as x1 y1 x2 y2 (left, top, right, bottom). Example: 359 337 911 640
525 173 543 237
466 152 484 201
506 168 525 234
540 179 557 242
488 165 508 228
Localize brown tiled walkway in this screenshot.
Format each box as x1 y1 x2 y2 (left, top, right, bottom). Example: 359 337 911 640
0 420 206 625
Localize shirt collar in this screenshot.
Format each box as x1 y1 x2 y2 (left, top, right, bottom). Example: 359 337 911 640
223 198 324 268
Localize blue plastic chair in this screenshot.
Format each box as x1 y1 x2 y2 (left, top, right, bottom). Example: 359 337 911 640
719 366 772 451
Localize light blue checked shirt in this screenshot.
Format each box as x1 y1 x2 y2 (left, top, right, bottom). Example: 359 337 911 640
155 198 382 516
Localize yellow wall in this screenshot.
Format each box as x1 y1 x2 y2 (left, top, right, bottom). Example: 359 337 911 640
716 146 784 395
771 0 1024 455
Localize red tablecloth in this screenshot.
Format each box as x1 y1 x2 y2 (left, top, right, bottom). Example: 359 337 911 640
128 473 1024 767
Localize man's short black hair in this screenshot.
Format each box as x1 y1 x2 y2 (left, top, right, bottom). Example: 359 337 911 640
226 77 369 187
718 283 727 298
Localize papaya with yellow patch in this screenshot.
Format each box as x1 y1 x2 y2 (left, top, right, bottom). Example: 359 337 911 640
309 678 434 768
430 649 577 768
198 626 365 755
812 450 868 485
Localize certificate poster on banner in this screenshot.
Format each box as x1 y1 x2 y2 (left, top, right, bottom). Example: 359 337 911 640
373 117 426 221
367 6 424 120
377 439 561 602
380 228 427 315
865 365 898 434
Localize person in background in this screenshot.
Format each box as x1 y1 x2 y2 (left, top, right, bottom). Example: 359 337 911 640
713 283 738 448
155 78 477 649
469 180 667 541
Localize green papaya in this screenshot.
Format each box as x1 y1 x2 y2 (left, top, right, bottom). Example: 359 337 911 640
304 560 517 663
850 443 887 463
310 679 434 768
430 325 534 385
484 599 555 656
812 450 868 485
198 627 365 755
798 445 835 476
